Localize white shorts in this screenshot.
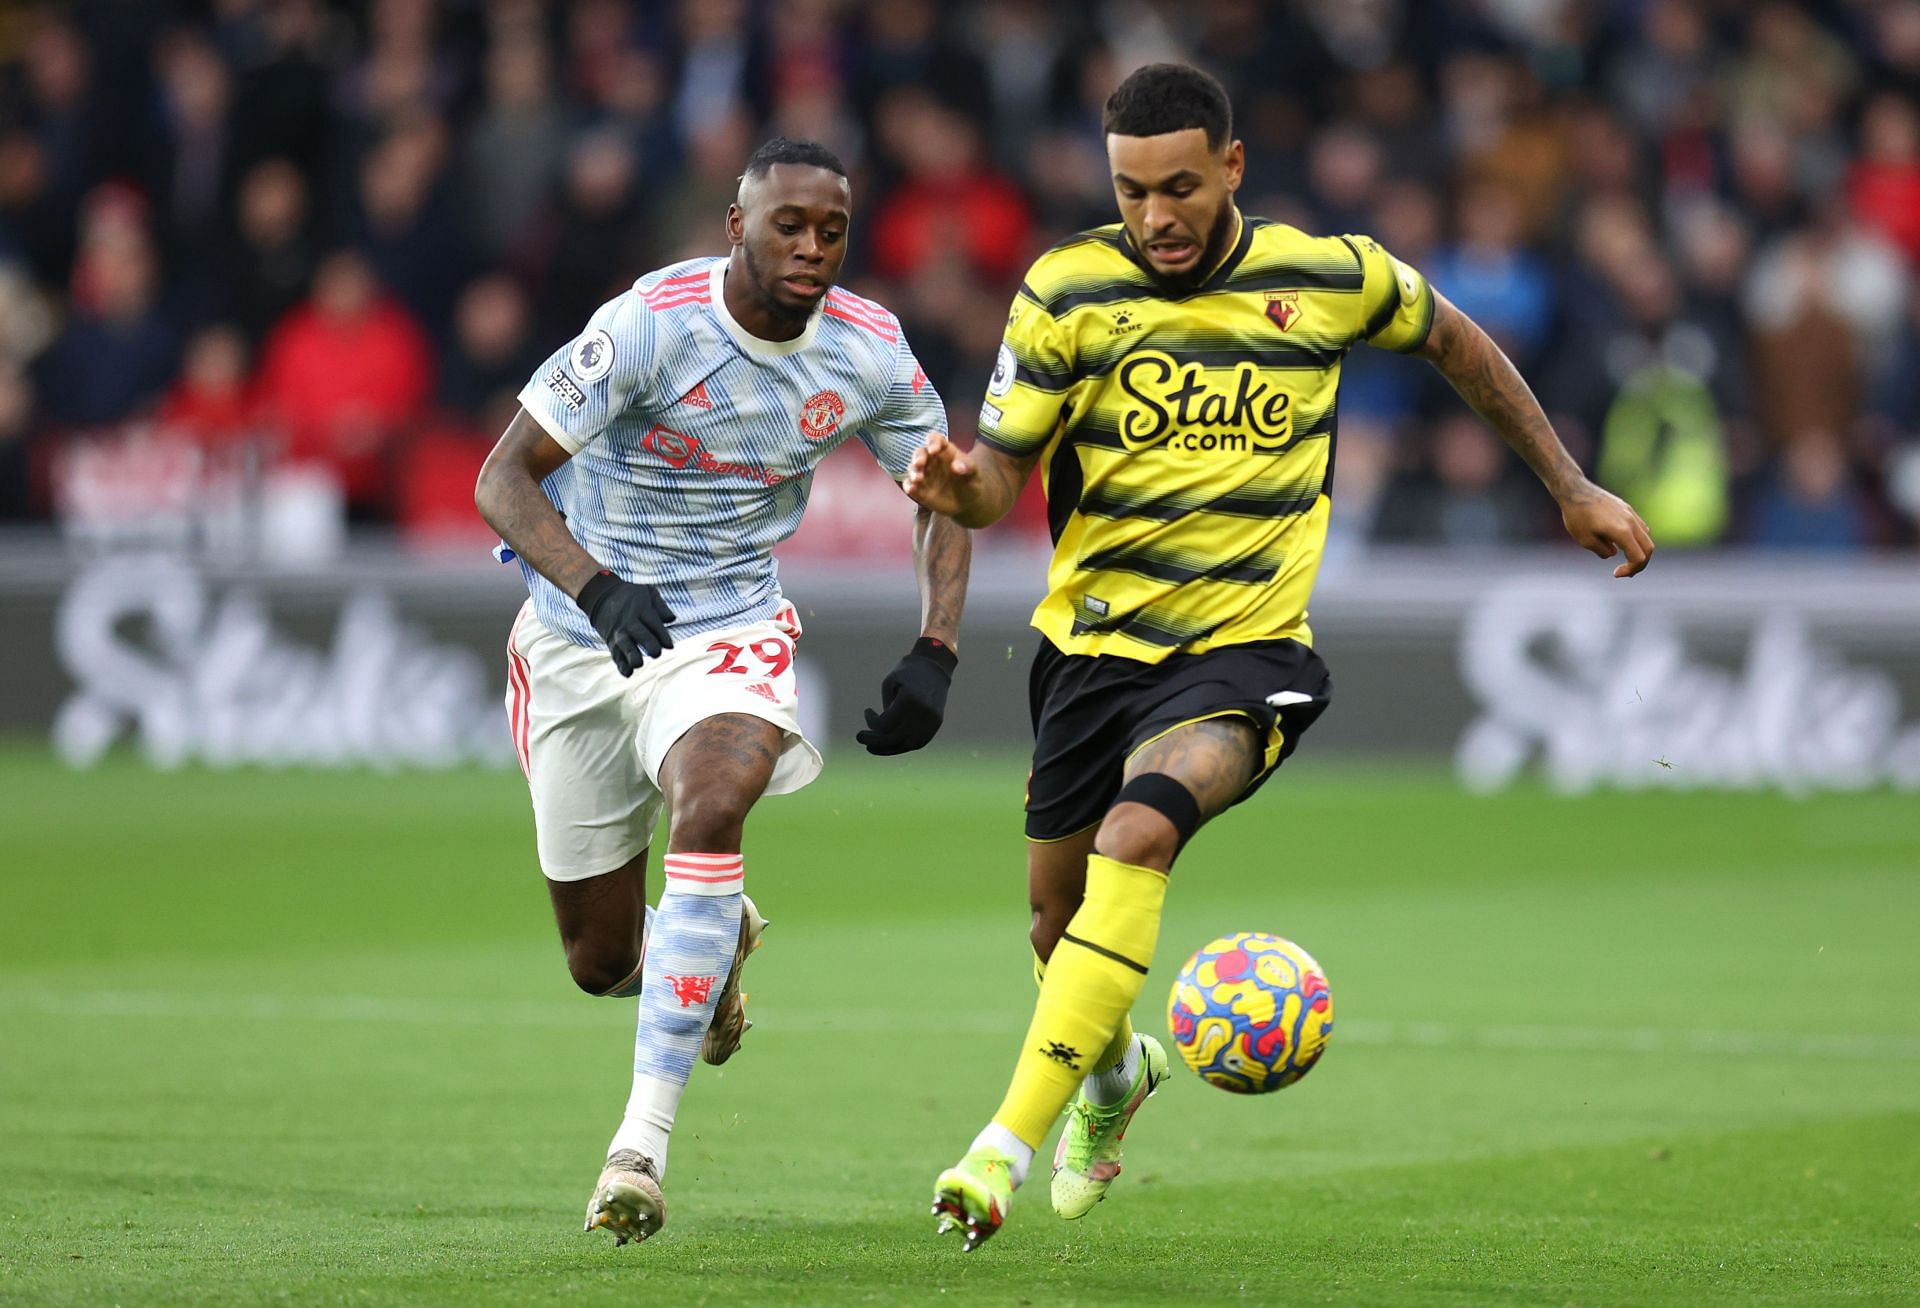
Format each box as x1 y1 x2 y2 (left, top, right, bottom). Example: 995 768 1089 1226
503 599 823 881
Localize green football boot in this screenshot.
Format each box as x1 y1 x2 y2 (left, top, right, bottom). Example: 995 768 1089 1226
931 1147 1016 1252
1051 1033 1170 1219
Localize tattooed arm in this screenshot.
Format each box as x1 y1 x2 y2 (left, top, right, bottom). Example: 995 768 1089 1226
851 490 972 757
913 504 971 650
902 433 1045 529
474 407 603 599
1416 292 1655 578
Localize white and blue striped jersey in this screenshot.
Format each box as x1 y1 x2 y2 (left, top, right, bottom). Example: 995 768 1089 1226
508 256 945 648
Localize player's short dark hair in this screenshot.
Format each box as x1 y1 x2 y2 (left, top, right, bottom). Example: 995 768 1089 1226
1102 63 1232 152
741 136 847 183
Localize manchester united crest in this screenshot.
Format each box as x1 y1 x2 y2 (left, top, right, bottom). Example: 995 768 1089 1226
1265 291 1301 331
799 389 846 440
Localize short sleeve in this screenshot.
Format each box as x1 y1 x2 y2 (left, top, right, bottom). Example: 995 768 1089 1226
516 291 657 453
858 330 947 481
1345 234 1436 354
976 282 1073 457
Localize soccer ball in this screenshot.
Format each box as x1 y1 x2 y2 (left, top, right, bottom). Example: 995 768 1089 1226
1166 932 1333 1094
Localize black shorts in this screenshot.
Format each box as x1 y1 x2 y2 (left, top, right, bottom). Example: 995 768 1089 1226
1024 636 1332 842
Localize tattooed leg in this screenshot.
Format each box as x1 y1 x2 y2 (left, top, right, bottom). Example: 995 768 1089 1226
956 718 1261 1188
657 713 783 854
1096 716 1264 873
604 713 779 1181
655 712 778 1057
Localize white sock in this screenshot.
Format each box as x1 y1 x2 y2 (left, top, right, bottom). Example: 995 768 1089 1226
969 1121 1035 1188
1082 1034 1141 1107
606 853 743 1177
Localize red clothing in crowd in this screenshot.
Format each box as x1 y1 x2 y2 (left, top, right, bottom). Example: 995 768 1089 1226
1848 160 1920 262
157 377 264 451
869 171 1032 283
395 421 496 547
257 296 434 505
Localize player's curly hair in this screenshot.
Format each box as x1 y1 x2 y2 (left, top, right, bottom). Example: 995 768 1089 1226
742 136 847 181
1102 63 1232 151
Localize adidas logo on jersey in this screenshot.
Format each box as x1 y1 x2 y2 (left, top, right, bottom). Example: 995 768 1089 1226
745 682 779 704
680 381 714 410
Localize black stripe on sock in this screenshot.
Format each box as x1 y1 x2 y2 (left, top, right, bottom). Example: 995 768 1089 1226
1059 931 1150 975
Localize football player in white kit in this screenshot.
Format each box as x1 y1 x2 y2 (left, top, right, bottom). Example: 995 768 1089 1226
474 138 971 1245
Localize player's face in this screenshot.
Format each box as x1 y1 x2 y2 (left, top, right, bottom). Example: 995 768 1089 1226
728 164 853 321
1107 129 1245 284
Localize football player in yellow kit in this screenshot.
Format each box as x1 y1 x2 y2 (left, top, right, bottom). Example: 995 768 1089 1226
905 63 1654 1251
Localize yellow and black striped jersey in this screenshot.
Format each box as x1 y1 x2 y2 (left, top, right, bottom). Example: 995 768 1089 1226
979 211 1434 663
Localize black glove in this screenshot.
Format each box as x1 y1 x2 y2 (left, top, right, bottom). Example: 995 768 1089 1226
857 637 956 755
575 570 675 677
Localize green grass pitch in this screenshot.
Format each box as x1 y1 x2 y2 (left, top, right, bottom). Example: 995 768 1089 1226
1 746 1916 1305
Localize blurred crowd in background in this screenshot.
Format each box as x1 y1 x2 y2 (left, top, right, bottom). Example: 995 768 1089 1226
2 0 1920 554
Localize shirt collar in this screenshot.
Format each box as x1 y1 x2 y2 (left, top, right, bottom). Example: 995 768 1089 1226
1119 208 1251 294
709 258 821 358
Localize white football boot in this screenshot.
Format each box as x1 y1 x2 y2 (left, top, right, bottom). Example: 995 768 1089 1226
701 894 767 1065
584 1150 665 1246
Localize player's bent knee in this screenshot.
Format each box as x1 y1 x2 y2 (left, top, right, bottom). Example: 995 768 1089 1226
1095 805 1180 871
564 941 642 996
1095 772 1202 870
1029 905 1074 963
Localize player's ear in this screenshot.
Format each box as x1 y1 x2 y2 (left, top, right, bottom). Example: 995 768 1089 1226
1223 139 1245 194
725 203 745 248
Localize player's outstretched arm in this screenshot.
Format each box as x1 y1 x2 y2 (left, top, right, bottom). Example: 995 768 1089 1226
913 505 970 651
476 406 674 675
856 506 972 756
1414 292 1655 578
902 434 1043 530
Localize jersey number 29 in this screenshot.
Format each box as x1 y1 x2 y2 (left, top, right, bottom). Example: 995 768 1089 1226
705 638 792 679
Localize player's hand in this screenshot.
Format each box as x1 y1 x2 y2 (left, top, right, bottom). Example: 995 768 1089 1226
1560 481 1655 578
574 570 675 676
902 434 978 518
856 637 956 755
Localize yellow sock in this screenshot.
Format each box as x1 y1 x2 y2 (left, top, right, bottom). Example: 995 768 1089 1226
1035 947 1136 1075
993 855 1167 1147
